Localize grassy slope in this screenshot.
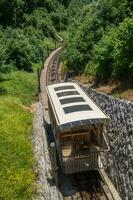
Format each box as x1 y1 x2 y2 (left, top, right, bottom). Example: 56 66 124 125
0 71 37 199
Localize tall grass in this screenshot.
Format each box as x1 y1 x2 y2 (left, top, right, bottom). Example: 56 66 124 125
0 71 37 199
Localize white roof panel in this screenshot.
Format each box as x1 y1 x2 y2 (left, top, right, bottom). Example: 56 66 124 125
46 82 109 126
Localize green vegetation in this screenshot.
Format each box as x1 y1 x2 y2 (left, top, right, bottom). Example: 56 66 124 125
0 71 37 105
0 71 37 199
86 18 133 80
0 0 69 74
1 0 133 198
66 0 133 83
0 0 70 199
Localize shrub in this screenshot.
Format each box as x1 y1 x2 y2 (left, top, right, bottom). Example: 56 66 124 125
66 0 133 76
86 18 133 80
24 8 55 37
4 28 37 72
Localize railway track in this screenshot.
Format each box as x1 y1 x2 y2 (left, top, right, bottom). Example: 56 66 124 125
46 56 59 85
59 171 112 200
40 47 120 200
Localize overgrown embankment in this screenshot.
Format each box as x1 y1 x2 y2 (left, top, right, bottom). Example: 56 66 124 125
0 71 37 199
65 0 133 85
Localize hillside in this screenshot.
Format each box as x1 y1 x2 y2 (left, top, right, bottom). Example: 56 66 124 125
0 0 70 199
65 0 133 97
0 0 133 199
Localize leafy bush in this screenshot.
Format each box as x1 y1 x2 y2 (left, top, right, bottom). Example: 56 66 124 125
0 0 70 75
0 0 25 26
0 28 13 74
0 27 40 73
0 0 61 26
67 15 104 72
86 18 133 80
66 0 133 81
24 8 55 37
51 8 68 31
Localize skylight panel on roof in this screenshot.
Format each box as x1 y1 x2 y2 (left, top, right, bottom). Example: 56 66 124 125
54 85 75 91
60 97 85 105
63 104 93 114
57 91 79 97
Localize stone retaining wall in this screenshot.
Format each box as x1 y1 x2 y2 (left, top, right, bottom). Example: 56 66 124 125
84 87 133 200
33 102 62 200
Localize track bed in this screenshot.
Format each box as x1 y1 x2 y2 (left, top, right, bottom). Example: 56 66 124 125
59 171 110 200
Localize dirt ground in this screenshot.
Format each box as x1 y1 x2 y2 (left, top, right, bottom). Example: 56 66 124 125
74 75 133 102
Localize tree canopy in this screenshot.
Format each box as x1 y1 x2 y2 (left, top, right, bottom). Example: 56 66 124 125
66 0 133 82
0 0 133 82
0 0 69 74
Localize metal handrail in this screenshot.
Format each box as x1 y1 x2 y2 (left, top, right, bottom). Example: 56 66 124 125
62 149 103 159
63 152 103 174
101 131 110 152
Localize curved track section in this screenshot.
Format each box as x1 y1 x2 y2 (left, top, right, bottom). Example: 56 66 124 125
40 47 63 122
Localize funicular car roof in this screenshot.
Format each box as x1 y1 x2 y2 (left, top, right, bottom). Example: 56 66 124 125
46 82 110 132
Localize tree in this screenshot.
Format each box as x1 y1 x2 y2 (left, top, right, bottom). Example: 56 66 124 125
0 0 25 26
86 18 133 80
66 0 133 80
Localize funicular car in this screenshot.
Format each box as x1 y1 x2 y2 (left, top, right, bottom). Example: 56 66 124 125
46 82 110 174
